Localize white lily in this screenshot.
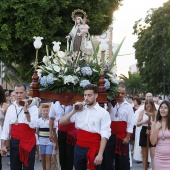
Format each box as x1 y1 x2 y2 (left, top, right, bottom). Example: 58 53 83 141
53 65 60 72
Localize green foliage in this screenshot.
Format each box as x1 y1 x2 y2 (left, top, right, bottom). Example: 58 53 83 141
0 0 122 83
109 37 126 69
119 72 145 96
133 0 170 95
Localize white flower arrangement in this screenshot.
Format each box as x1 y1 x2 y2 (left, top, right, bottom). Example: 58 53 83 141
37 41 119 98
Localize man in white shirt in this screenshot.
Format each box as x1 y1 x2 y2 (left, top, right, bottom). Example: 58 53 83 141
59 84 111 170
102 85 135 170
1 84 39 170
49 101 75 170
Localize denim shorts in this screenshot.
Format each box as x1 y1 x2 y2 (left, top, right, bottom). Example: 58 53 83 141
39 145 53 155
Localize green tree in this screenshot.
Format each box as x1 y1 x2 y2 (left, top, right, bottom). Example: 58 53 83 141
133 0 170 95
0 0 122 83
119 72 145 96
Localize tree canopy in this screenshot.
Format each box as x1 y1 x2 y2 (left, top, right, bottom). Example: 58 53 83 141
133 0 170 95
0 0 122 82
119 72 145 96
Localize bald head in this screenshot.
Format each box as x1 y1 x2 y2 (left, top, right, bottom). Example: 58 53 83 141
145 93 153 100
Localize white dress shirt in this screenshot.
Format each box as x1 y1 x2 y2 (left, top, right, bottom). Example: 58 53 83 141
70 103 111 139
49 101 73 121
110 100 135 133
1 101 39 140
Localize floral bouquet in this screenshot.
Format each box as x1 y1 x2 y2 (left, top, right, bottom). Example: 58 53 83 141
37 41 119 101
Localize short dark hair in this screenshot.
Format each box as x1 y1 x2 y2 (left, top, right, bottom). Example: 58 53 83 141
118 84 127 92
134 97 141 105
83 84 98 94
15 83 26 91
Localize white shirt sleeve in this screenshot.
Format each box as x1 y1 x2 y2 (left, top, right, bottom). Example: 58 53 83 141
26 105 39 128
49 101 63 120
126 105 135 133
100 111 111 139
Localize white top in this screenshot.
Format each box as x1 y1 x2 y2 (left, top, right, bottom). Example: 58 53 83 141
142 112 149 127
49 101 73 121
110 100 135 133
70 103 111 139
1 101 39 140
36 117 56 145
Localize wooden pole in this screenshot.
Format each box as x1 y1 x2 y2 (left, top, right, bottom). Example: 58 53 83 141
145 115 151 170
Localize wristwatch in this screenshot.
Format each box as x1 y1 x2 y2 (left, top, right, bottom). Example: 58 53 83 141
24 111 29 114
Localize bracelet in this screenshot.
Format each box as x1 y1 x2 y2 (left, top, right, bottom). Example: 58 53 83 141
24 111 29 114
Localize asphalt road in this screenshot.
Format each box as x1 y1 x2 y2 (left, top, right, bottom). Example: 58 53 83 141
1 156 146 170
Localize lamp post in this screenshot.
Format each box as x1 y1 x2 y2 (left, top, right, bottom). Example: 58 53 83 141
30 36 43 96
98 40 108 93
33 36 43 70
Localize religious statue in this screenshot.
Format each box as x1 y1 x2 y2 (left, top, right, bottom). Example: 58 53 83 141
66 9 89 55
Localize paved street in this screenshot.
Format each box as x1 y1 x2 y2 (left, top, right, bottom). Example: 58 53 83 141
1 155 145 170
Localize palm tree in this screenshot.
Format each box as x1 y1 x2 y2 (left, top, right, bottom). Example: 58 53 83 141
119 72 145 96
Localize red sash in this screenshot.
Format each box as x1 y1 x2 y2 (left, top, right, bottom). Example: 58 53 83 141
111 121 128 156
77 129 100 170
11 123 36 167
58 122 77 145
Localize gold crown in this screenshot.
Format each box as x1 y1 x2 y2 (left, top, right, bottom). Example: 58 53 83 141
71 9 87 21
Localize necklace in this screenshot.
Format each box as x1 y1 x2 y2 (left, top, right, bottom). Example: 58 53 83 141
60 105 66 116
14 105 23 125
161 128 166 140
115 104 123 117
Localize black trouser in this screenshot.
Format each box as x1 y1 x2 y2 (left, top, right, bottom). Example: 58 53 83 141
102 134 130 170
74 145 101 170
10 137 36 170
58 130 75 170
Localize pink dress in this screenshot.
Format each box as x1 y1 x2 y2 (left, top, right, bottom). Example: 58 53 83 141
154 129 170 170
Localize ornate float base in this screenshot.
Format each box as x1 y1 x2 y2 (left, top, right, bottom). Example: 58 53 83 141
29 89 108 106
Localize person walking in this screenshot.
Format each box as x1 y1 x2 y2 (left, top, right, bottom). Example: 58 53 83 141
49 101 75 170
1 83 39 170
0 85 8 170
137 99 157 170
150 100 170 170
102 84 135 170
59 84 111 170
36 103 55 170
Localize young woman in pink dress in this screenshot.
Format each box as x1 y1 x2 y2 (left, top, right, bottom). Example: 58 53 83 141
150 100 170 170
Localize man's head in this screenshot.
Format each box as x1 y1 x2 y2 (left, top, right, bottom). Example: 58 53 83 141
116 85 126 102
83 84 98 106
153 97 158 104
145 93 153 100
10 91 16 98
14 84 27 103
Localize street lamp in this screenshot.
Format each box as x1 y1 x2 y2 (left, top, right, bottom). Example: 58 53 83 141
31 36 43 92
33 36 43 70
98 40 108 93
99 40 108 74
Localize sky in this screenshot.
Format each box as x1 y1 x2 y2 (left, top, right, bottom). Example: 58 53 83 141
113 0 168 77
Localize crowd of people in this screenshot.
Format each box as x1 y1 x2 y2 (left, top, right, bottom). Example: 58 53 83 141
0 83 169 170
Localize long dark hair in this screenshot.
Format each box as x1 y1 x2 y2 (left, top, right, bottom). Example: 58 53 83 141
0 85 6 105
144 99 157 112
156 100 170 130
